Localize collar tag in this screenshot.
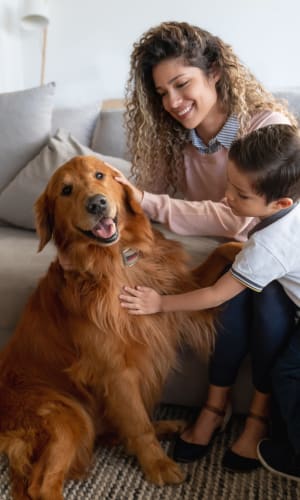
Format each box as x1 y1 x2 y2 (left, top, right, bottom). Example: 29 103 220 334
122 248 140 267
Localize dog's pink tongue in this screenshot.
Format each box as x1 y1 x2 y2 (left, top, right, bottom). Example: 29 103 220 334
92 218 116 239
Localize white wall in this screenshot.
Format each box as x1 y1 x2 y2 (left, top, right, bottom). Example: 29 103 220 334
7 0 300 104
0 0 23 92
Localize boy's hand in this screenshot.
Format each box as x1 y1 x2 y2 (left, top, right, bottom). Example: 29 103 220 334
119 286 162 315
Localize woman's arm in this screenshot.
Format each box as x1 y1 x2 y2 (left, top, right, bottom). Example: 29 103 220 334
119 271 246 315
142 193 257 241
115 170 256 241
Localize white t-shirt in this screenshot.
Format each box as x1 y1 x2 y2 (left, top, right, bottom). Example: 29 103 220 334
231 203 300 307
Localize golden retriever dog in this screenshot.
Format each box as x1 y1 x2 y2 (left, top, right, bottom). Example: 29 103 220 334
0 156 241 499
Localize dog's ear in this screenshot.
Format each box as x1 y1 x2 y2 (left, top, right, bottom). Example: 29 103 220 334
35 191 54 252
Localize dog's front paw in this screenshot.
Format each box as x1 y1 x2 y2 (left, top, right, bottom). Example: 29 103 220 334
145 456 185 485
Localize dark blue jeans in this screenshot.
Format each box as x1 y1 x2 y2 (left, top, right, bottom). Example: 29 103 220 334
210 281 296 393
272 322 300 455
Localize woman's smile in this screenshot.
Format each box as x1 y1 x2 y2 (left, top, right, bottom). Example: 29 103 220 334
175 103 194 120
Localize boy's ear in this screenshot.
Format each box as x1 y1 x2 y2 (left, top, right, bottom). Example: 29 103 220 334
273 197 294 210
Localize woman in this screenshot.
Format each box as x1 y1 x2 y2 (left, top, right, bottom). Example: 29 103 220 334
119 22 296 471
118 21 298 470
117 21 298 471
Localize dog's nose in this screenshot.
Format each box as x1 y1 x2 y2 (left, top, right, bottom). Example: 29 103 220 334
86 195 107 215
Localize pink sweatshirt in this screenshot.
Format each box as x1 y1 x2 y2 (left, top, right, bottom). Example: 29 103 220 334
141 111 291 242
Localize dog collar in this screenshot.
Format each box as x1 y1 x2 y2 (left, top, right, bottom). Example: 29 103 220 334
122 248 140 267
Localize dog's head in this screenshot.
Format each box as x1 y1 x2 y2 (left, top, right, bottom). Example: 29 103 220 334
35 156 152 252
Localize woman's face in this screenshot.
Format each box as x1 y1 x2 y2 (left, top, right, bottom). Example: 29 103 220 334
152 57 221 131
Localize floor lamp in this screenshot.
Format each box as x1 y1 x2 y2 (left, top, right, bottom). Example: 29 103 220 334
21 0 50 86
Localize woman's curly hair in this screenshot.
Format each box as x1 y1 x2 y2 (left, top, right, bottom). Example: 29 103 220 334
125 21 297 194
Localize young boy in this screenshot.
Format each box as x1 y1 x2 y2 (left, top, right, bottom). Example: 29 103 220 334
120 123 300 480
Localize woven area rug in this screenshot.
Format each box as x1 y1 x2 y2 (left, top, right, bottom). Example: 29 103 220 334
1 404 300 499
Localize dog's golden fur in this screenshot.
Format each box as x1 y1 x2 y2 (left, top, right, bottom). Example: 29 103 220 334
0 157 241 499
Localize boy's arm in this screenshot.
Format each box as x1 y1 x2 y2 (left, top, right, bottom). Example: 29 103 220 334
119 271 246 315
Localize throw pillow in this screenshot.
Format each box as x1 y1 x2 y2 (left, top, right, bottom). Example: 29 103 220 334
0 82 56 193
52 103 100 146
91 107 130 160
0 129 132 230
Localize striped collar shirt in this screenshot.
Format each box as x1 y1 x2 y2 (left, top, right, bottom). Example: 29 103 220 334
190 115 239 154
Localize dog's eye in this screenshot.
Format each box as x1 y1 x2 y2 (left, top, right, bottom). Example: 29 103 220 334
95 172 104 180
61 185 73 196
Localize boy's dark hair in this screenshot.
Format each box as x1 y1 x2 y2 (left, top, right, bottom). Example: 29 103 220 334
229 124 300 203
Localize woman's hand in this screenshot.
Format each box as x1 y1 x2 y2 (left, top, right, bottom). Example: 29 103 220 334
119 286 162 315
114 175 144 204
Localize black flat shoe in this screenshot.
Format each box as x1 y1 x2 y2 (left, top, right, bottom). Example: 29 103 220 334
172 434 213 463
222 410 269 471
222 448 261 471
172 403 232 463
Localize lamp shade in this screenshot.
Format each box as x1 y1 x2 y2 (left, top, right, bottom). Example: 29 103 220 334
21 0 50 30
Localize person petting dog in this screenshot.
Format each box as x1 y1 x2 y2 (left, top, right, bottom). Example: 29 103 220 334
119 124 300 472
114 21 299 471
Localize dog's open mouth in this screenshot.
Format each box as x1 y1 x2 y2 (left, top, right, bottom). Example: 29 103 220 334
78 216 119 244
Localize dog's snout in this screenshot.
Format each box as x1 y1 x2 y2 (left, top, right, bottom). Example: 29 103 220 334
86 195 107 215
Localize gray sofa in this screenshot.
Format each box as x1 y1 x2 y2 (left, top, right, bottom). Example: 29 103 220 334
0 84 299 414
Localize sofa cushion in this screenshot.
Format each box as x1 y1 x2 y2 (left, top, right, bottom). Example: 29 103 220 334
0 226 56 348
51 103 100 147
91 108 130 160
0 82 56 193
0 129 131 230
